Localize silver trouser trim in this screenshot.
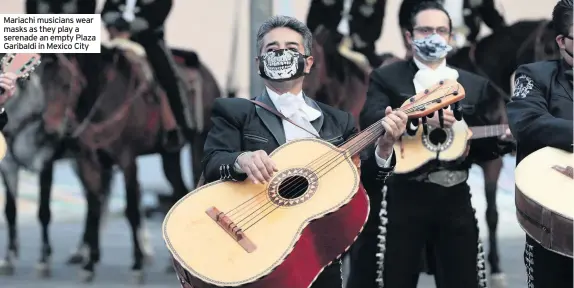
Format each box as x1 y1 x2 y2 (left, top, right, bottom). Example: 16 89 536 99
375 185 388 287
426 170 468 187
475 208 488 288
525 243 535 288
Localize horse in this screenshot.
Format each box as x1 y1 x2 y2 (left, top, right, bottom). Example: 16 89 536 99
303 25 370 122
0 71 61 277
41 40 221 282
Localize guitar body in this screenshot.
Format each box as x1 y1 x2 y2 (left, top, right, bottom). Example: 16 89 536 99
515 147 574 258
394 119 472 174
163 138 370 287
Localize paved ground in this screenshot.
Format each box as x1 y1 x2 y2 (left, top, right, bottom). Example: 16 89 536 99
0 154 528 287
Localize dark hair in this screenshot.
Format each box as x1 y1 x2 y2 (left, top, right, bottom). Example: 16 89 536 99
407 1 453 34
552 0 573 36
256 15 313 55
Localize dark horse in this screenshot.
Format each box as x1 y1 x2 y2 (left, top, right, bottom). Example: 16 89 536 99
37 41 221 282
304 20 556 281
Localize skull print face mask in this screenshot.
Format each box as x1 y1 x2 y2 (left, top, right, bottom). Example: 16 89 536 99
258 49 309 82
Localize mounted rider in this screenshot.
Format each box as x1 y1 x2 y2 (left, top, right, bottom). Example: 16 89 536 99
25 0 102 123
101 0 192 147
399 0 506 56
306 0 386 72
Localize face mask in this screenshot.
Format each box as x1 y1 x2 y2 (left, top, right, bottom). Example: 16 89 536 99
258 49 309 82
412 33 453 62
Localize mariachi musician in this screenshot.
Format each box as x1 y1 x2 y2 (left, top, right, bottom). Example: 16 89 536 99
101 0 188 146
348 2 513 288
506 0 573 287
399 0 506 53
25 0 102 121
189 15 408 288
0 72 18 130
306 0 386 68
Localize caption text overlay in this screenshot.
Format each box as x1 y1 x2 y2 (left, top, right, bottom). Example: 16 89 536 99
0 14 101 53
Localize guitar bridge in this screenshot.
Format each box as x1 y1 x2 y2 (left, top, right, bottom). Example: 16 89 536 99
552 165 573 179
205 206 256 253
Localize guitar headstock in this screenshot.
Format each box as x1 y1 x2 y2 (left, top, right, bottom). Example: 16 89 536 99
1 53 42 80
399 79 465 118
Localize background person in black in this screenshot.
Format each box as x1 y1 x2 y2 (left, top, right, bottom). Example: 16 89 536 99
101 0 189 143
398 0 505 56
347 2 512 288
506 0 573 287
199 15 407 288
25 0 102 121
306 0 386 68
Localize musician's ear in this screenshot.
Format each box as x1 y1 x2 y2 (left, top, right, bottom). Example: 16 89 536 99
304 55 314 74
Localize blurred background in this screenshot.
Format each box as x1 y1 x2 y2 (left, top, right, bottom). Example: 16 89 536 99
0 0 559 287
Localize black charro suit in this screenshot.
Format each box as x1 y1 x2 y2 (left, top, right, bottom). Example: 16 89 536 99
202 90 394 288
346 59 512 288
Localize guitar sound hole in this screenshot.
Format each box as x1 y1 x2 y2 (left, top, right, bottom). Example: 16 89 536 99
278 176 309 199
429 128 447 145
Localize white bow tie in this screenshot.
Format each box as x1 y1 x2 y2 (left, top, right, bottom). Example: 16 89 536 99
414 66 459 93
275 93 321 121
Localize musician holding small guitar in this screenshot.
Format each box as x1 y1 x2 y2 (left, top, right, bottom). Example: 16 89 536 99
349 3 514 288
0 72 18 131
506 1 574 287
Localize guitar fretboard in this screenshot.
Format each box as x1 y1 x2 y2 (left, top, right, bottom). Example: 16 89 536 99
469 124 509 139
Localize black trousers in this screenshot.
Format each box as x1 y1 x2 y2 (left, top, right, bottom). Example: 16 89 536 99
133 35 188 130
525 235 573 288
347 181 482 288
311 262 342 288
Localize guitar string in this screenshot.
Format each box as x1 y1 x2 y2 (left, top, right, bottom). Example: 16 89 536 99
224 84 451 218
231 94 456 229
225 89 457 229
238 95 462 231
228 92 457 230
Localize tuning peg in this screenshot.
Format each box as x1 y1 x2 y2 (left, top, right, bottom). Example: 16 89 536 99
421 117 429 135
452 102 463 121
406 119 418 136
438 109 444 128
439 80 444 85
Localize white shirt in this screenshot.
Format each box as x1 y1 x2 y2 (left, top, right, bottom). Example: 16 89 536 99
234 88 392 172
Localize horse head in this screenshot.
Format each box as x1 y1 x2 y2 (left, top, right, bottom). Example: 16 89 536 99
41 54 86 138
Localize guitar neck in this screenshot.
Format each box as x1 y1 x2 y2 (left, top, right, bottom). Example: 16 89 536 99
469 124 509 139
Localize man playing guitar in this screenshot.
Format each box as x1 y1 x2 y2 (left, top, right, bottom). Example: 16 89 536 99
349 2 512 287
506 0 573 287
196 15 408 288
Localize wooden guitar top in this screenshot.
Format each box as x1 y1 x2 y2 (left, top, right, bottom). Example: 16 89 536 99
515 147 574 219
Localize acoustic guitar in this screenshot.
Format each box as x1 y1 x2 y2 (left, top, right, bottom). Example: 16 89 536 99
393 119 509 174
0 53 42 161
515 147 573 258
163 79 465 288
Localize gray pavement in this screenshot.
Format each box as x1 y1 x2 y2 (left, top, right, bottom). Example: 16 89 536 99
0 155 529 287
